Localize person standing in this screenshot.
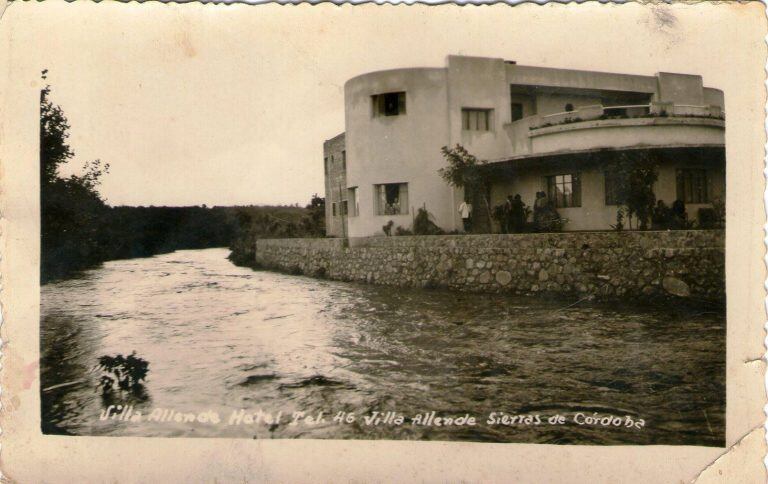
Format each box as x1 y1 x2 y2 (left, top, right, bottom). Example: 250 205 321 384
458 200 473 233
533 191 544 230
503 195 514 233
511 194 525 233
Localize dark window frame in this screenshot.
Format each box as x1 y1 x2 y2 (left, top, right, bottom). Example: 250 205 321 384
676 168 709 204
546 173 581 208
462 108 493 131
372 92 406 117
374 182 409 216
511 102 524 122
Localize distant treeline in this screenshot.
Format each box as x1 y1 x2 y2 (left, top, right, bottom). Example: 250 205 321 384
40 73 325 283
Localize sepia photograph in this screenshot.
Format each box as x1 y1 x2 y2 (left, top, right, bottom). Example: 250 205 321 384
37 14 727 447
2 1 766 482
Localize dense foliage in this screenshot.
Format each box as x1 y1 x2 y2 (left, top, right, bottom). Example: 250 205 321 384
97 352 150 392
438 144 493 232
606 152 660 230
227 197 327 267
40 78 112 282
40 76 325 282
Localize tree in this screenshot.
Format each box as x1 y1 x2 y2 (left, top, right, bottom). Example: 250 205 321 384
40 73 74 186
301 193 326 237
607 151 660 230
438 144 493 232
40 71 110 281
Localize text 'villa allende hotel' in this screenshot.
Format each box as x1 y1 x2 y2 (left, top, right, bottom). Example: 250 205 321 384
323 55 725 237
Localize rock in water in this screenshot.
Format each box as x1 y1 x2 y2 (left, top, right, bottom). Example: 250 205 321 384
662 276 690 297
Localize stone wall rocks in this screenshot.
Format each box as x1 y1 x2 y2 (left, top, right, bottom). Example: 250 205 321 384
242 231 724 302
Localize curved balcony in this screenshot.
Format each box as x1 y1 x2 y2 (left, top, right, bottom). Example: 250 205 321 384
504 103 725 158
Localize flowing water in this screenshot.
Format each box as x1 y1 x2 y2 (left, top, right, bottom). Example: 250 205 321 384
41 248 725 445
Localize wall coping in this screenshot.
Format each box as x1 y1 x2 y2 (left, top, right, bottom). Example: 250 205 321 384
527 116 725 138
254 230 724 249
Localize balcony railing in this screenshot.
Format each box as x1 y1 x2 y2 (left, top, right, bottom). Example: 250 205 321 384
527 102 725 131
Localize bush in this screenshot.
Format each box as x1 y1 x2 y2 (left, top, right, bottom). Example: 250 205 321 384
697 208 717 229
97 352 149 393
382 220 394 236
412 207 444 235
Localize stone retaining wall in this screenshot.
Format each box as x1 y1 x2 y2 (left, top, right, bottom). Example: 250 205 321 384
245 231 724 301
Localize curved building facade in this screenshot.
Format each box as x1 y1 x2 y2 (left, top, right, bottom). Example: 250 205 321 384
324 55 725 237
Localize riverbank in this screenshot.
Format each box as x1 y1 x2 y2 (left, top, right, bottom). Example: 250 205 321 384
41 248 724 444
230 230 724 303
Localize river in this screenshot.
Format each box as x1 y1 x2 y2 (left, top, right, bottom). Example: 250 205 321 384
40 248 725 446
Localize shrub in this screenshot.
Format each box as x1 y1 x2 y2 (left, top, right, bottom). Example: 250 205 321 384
697 208 717 229
610 208 625 231
412 207 444 235
97 352 149 392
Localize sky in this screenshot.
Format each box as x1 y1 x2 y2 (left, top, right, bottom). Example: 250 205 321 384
3 1 758 207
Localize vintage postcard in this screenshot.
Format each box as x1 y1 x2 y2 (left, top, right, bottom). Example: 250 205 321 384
1 1 766 482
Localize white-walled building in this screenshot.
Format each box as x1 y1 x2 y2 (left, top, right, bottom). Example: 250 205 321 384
324 55 725 237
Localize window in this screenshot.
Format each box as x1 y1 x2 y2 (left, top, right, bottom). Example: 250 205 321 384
604 171 621 206
374 183 409 215
564 103 574 112
331 202 337 216
324 157 328 175
462 108 492 131
340 200 348 216
546 173 581 208
347 187 359 217
511 103 524 122
341 151 346 170
372 92 406 117
676 169 709 204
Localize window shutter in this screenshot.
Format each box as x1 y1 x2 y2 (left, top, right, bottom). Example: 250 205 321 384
478 111 488 131
399 183 409 214
573 173 581 207
377 185 386 215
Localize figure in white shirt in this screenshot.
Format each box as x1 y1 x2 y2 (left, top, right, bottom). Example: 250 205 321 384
458 201 473 232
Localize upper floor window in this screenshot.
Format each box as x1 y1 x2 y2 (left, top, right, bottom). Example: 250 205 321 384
324 157 328 175
564 103 575 112
511 103 524 122
340 200 349 216
546 173 581 208
374 183 409 215
462 108 492 131
331 202 337 216
676 169 709 204
341 151 346 170
372 92 406 117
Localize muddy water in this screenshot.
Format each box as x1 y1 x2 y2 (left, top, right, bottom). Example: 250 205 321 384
41 248 725 445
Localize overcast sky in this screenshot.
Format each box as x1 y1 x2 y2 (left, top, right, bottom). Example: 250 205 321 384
4 2 753 207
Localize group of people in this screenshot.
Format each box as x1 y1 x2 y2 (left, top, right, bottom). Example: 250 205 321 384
651 199 689 230
458 191 562 234
501 191 561 233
